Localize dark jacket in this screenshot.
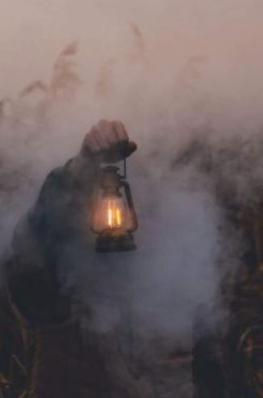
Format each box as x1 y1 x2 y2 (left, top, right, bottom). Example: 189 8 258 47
4 160 156 398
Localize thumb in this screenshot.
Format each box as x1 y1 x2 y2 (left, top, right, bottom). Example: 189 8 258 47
124 141 137 158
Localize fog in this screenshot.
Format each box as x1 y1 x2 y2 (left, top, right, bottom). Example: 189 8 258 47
0 1 263 395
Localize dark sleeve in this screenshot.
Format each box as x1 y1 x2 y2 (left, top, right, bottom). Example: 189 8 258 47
5 160 96 328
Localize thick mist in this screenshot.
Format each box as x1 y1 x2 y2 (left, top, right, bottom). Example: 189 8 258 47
1 2 263 385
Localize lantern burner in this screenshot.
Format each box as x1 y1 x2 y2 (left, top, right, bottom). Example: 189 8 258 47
96 232 136 252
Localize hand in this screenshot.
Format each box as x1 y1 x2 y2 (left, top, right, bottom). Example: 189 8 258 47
80 120 137 163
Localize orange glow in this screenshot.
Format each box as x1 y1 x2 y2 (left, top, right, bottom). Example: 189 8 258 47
107 200 123 228
116 208 122 226
107 206 113 227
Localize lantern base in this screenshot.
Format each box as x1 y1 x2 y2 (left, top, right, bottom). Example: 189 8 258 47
95 233 136 253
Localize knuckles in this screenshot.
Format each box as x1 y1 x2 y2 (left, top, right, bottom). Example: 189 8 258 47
81 120 136 162
87 120 128 149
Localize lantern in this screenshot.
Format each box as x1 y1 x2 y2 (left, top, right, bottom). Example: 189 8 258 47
90 162 138 252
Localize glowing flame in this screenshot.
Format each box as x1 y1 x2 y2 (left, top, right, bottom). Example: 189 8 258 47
116 208 122 226
107 206 113 227
107 200 123 228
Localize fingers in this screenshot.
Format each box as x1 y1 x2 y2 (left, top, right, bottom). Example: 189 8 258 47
113 121 128 142
83 127 101 153
98 120 118 148
81 120 136 162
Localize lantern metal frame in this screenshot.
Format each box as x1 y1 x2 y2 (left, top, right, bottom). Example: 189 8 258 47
91 159 138 253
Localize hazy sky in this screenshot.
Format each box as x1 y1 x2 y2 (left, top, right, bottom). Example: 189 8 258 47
1 0 263 104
